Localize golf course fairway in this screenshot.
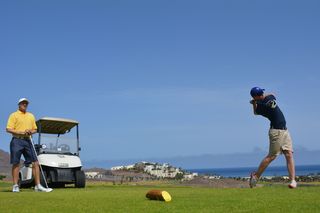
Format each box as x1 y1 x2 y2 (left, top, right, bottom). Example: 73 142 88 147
0 181 319 212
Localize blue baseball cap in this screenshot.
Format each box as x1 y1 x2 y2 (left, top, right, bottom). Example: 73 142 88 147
250 87 265 97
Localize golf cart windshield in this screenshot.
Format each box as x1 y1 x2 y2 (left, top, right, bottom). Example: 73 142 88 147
36 117 80 155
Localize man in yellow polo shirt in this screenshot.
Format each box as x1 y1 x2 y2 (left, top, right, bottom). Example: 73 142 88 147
6 98 52 192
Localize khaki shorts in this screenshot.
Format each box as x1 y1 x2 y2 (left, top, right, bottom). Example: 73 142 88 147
268 129 293 156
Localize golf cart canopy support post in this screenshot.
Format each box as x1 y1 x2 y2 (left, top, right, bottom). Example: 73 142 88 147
76 124 80 154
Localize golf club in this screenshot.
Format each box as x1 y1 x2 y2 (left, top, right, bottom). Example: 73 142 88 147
29 136 49 189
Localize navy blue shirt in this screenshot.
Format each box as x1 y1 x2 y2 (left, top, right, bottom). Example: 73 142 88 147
255 95 286 129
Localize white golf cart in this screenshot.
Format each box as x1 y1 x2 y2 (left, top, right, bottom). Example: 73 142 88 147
19 117 86 188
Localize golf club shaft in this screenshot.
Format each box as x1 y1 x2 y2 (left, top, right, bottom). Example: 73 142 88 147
29 136 49 189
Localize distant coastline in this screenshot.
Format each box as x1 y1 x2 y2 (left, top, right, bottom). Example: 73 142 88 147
189 164 320 178
83 149 320 170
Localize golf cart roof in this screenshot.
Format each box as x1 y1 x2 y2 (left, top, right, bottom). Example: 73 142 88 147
36 117 79 134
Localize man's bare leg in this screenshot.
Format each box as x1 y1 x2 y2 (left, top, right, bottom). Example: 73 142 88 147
32 161 52 192
250 155 277 188
255 155 277 178
283 150 295 181
32 161 41 185
12 164 20 185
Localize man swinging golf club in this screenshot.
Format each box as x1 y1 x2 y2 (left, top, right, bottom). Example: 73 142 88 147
6 98 53 192
249 87 297 188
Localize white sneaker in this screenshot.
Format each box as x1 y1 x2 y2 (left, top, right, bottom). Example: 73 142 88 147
288 180 297 189
249 172 258 188
12 184 20 193
35 184 53 192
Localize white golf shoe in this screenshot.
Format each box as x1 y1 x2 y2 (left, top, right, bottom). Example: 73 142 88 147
249 172 258 188
12 184 20 193
288 180 297 189
35 184 53 192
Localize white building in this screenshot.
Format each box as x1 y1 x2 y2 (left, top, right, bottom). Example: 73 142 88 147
111 161 188 179
126 164 135 170
85 172 103 179
111 166 124 171
111 164 135 171
183 173 198 180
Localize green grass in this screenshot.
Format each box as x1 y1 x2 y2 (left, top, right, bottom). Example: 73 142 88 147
0 181 319 213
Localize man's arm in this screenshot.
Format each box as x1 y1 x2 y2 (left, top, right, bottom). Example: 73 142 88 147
264 93 275 97
25 129 37 135
6 113 37 136
6 128 26 136
6 114 23 136
250 100 258 115
6 128 37 136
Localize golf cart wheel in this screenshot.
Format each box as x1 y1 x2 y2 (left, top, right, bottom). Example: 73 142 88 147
52 183 65 188
18 173 33 188
18 174 21 188
75 170 86 188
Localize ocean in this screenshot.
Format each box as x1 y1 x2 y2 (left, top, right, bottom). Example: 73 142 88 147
189 165 320 178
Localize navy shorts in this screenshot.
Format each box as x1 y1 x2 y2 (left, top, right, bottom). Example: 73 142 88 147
10 138 37 165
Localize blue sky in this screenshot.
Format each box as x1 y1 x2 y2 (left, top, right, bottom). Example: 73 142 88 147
1 0 319 162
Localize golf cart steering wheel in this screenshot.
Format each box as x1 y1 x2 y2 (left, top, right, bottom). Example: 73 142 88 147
58 144 70 152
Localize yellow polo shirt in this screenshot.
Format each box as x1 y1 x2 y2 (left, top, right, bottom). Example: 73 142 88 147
7 110 37 133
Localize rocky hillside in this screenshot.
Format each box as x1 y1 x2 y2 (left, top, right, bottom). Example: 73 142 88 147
0 149 11 178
